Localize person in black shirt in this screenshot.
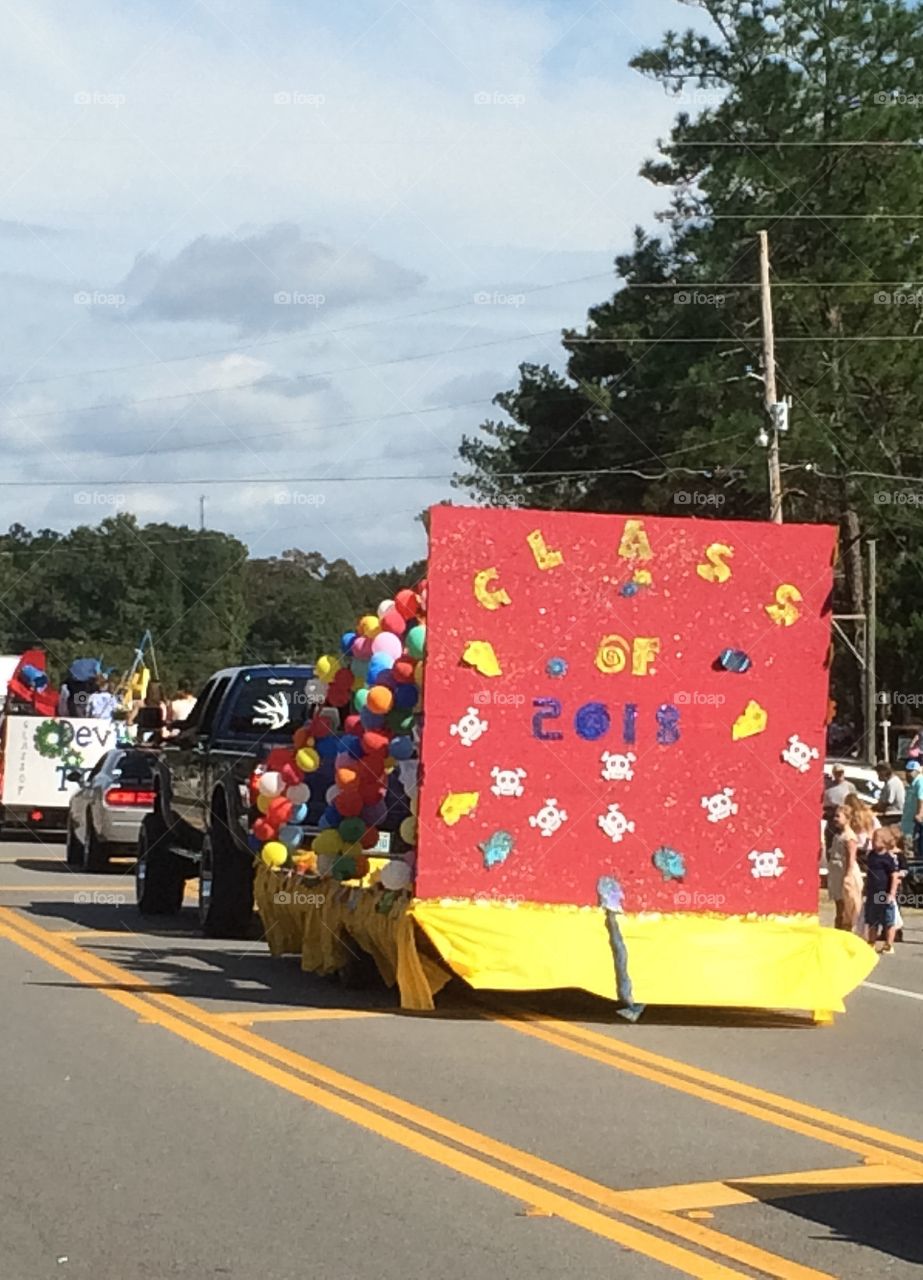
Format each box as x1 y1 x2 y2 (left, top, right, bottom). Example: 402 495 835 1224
864 827 902 953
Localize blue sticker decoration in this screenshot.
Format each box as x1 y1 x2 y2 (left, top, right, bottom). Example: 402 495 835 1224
655 704 681 745
597 875 624 913
546 657 568 678
480 830 515 869
532 697 563 740
622 703 638 746
618 581 639 598
717 648 751 673
574 701 611 741
652 846 686 881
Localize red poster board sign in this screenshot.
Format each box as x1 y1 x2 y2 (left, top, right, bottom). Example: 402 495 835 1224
417 507 835 915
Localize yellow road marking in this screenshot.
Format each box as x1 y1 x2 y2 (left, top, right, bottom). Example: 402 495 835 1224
0 908 829 1280
631 1163 923 1212
494 1012 923 1170
214 1009 384 1025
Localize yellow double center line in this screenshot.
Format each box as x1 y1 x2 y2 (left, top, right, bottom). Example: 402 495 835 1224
0 907 893 1280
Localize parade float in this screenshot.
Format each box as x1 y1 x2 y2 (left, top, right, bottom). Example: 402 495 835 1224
250 507 876 1019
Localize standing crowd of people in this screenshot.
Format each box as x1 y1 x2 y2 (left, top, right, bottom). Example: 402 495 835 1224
56 674 198 732
823 761 922 952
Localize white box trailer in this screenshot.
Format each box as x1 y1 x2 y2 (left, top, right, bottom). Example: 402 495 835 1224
0 715 125 834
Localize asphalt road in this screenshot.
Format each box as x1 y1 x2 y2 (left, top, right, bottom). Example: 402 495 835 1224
1 838 922 1280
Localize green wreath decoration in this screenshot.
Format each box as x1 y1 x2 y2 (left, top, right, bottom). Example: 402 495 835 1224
33 719 75 759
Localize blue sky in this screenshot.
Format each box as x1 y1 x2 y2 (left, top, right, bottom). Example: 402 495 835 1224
0 0 704 571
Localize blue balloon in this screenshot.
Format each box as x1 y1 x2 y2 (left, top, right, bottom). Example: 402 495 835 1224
360 708 385 730
339 733 363 759
248 834 262 852
317 813 334 830
316 735 339 759
368 653 395 681
279 824 304 850
390 735 414 760
290 803 308 824
340 630 357 654
393 683 419 710
323 804 339 825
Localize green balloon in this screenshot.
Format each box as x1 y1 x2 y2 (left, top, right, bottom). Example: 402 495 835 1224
339 816 366 844
406 624 426 660
353 687 369 712
386 708 416 733
331 854 357 882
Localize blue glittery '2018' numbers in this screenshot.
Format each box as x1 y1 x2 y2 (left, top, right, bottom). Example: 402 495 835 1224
531 699 679 746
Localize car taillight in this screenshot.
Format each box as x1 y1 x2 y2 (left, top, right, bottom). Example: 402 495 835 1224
104 788 156 807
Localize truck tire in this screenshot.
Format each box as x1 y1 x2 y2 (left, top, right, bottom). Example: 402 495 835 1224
136 813 185 916
82 818 111 873
199 807 254 939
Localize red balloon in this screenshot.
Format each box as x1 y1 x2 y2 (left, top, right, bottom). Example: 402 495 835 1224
334 788 364 818
280 761 302 786
361 729 391 755
253 817 275 843
360 826 380 849
307 714 331 739
392 659 416 684
343 713 362 735
267 796 293 828
327 685 350 708
331 667 353 690
381 607 406 636
394 588 419 620
266 747 295 771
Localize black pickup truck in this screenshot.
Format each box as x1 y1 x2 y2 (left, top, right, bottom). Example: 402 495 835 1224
136 664 324 937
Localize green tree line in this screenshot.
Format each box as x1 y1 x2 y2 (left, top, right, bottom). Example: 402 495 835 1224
0 516 423 692
455 0 923 727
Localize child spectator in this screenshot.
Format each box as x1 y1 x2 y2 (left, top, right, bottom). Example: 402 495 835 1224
864 827 902 953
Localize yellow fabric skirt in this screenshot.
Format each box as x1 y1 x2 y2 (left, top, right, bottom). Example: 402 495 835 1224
253 866 877 1016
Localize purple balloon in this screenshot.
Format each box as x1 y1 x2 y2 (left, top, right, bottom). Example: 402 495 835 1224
362 800 388 826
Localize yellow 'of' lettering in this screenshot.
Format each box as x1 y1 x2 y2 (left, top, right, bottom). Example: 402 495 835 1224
526 530 564 570
631 636 661 675
473 567 511 611
617 519 653 561
765 583 802 627
595 635 629 674
696 542 733 584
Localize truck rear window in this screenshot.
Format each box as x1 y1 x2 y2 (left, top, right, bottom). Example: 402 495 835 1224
225 675 316 737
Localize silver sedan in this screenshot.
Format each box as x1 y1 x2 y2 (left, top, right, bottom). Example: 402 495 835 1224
67 748 157 872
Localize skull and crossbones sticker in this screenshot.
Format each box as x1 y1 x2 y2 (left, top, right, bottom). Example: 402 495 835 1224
490 766 527 798
529 798 568 838
780 734 819 774
749 847 785 878
600 750 636 782
449 706 489 748
598 803 636 844
701 787 738 824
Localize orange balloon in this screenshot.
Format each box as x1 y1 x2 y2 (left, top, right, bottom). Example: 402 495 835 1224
367 685 394 715
336 765 359 789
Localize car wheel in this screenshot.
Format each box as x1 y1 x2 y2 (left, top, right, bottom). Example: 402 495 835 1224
136 813 184 915
199 819 254 939
66 816 84 866
82 817 111 873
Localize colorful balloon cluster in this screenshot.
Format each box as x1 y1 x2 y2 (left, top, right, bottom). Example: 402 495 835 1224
248 584 426 892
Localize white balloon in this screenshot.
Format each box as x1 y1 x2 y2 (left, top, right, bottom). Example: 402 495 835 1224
377 598 395 619
380 859 412 891
316 853 334 878
286 783 310 805
258 771 284 798
326 785 339 804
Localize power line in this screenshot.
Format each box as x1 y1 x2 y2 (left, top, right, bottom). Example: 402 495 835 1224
0 328 565 425
565 335 923 344
0 270 613 392
627 281 923 288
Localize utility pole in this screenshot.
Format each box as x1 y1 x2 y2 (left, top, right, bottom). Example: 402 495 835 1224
758 230 783 523
864 539 877 763
199 494 206 532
